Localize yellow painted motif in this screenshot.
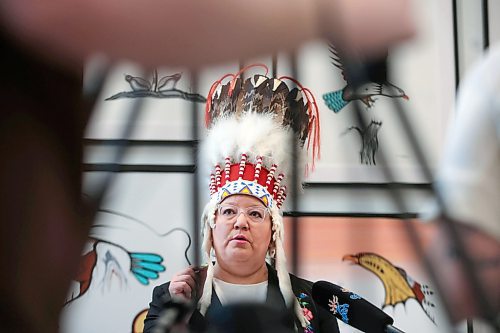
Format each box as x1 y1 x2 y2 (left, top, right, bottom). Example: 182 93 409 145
132 309 148 333
239 186 252 195
221 189 231 199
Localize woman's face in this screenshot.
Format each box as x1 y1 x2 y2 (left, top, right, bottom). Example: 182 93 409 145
212 194 272 268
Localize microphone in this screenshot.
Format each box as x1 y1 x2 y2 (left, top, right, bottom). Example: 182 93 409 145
312 281 405 333
153 300 192 333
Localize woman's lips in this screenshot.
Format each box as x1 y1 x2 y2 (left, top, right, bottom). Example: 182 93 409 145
231 235 249 243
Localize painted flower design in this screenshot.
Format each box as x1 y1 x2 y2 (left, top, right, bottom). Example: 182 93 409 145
296 292 315 331
303 307 313 321
328 295 339 313
304 324 314 333
328 295 350 323
350 293 362 300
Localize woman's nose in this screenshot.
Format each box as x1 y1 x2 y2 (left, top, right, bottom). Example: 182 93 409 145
233 212 249 230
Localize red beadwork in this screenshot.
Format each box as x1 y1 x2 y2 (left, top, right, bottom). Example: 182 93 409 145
224 157 231 181
210 174 216 195
273 173 284 196
254 156 263 182
215 165 221 187
238 153 247 179
209 155 287 203
266 164 277 186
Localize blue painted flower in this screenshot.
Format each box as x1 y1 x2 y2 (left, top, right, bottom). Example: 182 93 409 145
337 304 350 323
350 293 362 300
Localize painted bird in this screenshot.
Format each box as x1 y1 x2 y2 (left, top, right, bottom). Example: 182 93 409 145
125 71 182 93
322 45 409 113
156 72 182 91
343 252 436 324
125 74 152 91
65 239 166 304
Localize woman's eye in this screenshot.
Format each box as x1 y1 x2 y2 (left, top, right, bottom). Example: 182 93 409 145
248 210 263 219
222 208 237 216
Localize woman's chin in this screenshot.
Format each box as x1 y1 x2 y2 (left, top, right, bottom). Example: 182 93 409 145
226 248 258 262
228 247 252 257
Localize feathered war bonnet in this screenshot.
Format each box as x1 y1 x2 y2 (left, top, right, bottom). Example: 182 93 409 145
198 64 320 329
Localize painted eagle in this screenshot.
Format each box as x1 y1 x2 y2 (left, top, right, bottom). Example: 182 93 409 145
323 45 408 113
343 252 436 324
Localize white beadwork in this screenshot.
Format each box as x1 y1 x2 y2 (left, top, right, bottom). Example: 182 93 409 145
238 153 247 179
224 157 231 181
254 156 263 182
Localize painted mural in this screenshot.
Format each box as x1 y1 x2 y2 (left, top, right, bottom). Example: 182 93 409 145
60 207 193 333
283 217 452 333
322 45 408 166
61 214 451 332
106 69 206 103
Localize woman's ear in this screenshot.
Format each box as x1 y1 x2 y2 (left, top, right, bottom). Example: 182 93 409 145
268 240 276 258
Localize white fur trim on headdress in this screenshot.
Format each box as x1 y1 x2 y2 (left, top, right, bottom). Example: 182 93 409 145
198 198 217 315
201 113 304 194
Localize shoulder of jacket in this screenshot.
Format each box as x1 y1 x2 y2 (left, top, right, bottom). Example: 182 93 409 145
289 273 313 291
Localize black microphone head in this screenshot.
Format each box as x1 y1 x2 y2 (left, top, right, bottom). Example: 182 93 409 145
312 281 394 333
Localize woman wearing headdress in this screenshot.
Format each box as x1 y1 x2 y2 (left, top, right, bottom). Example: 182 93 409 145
143 66 339 333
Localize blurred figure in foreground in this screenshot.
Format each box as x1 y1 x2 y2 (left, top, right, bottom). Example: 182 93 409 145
425 44 500 332
0 0 415 68
0 0 415 332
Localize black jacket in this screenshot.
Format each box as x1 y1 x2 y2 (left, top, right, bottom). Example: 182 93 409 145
144 265 339 333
